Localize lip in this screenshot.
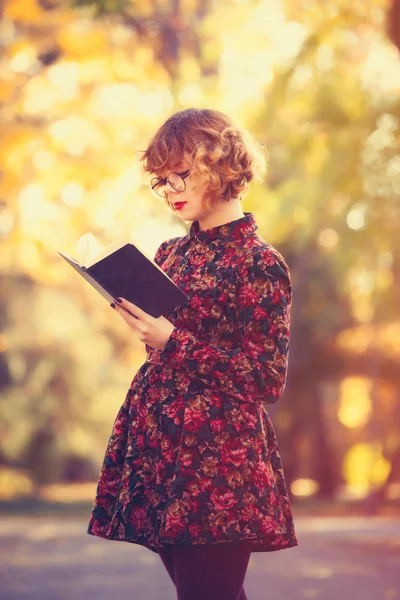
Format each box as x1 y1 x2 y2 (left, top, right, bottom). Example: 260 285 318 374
174 202 187 210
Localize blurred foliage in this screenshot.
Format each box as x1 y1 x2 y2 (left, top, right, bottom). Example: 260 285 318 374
0 0 399 510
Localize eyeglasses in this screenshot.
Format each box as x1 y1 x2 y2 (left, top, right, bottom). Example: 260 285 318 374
150 169 191 198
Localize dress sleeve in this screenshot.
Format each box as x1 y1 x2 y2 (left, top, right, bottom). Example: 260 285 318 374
145 239 174 356
158 247 292 405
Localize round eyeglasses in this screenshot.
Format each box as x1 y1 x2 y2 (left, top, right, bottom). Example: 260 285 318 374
151 169 191 198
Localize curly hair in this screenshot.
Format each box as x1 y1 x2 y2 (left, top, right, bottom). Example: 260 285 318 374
137 108 268 212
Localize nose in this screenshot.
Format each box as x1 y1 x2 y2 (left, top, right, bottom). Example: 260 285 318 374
165 181 178 194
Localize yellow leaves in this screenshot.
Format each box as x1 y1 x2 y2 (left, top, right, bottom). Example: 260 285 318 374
179 54 201 84
90 82 173 121
1 126 35 179
15 239 42 275
48 116 105 153
17 183 69 242
9 40 37 74
23 74 57 115
5 0 42 23
0 0 397 497
303 133 330 175
58 22 109 58
0 80 14 104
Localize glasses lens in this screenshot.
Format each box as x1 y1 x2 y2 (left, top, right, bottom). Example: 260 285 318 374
151 178 166 197
168 172 185 192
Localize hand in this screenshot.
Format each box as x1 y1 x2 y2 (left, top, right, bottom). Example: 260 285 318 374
110 297 176 351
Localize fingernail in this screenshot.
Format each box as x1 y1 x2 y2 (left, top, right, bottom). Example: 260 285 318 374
116 298 122 303
110 303 116 308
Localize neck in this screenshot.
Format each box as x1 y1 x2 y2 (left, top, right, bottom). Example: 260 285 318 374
198 200 245 231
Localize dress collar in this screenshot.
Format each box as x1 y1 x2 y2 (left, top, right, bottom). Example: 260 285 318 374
187 211 258 244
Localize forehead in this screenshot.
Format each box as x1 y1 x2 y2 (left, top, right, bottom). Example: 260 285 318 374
159 156 191 177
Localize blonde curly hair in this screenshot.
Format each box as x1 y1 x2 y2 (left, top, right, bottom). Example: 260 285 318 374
138 108 268 212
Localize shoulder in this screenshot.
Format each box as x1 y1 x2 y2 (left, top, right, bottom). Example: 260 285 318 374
153 234 185 264
156 235 183 252
237 236 291 283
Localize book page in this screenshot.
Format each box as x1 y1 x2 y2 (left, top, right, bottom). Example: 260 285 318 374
73 233 104 267
66 232 167 276
72 233 134 268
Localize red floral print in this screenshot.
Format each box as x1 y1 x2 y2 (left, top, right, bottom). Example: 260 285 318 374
87 212 299 554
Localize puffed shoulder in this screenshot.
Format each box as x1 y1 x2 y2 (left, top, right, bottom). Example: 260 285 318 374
237 244 291 287
153 235 182 264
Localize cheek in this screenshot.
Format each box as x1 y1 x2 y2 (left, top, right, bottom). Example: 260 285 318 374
190 173 209 196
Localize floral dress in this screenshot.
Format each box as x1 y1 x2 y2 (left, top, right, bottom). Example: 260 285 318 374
87 212 299 554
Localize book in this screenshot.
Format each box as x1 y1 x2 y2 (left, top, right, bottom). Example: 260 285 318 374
58 233 188 319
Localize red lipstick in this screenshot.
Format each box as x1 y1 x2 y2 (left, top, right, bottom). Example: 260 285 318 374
174 202 187 211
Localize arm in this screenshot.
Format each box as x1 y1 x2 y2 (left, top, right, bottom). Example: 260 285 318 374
158 247 292 406
144 239 176 356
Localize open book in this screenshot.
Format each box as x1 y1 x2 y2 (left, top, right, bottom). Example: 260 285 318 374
58 233 188 318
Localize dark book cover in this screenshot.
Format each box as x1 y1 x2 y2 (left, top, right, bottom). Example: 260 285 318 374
58 237 187 319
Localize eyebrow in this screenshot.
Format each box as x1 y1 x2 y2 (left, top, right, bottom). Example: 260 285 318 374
158 168 190 180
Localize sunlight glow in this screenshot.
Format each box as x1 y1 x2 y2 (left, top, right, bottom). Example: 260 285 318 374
336 324 400 362
23 75 56 114
343 442 391 492
48 117 106 156
291 478 319 497
32 150 56 171
347 267 375 323
178 83 204 105
47 61 80 102
91 84 173 120
346 203 367 230
217 1 307 112
60 182 85 207
0 467 32 500
10 46 37 73
361 40 400 94
319 228 338 249
338 377 372 429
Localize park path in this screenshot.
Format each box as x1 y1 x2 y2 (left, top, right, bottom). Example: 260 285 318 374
0 515 399 600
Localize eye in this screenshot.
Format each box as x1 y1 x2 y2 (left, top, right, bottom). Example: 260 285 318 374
151 177 164 189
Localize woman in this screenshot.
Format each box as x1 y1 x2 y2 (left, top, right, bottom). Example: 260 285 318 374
87 108 299 600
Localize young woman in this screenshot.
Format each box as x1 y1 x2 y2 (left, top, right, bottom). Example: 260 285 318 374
87 108 299 600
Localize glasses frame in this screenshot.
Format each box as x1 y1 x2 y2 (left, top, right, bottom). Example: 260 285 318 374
150 169 191 198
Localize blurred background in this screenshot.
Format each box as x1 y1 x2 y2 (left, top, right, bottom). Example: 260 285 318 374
0 0 399 598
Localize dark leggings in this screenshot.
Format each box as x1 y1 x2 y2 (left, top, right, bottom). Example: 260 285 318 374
157 540 251 600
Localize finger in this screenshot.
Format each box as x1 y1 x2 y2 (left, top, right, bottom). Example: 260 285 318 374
115 297 150 321
112 303 141 330
113 300 139 320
